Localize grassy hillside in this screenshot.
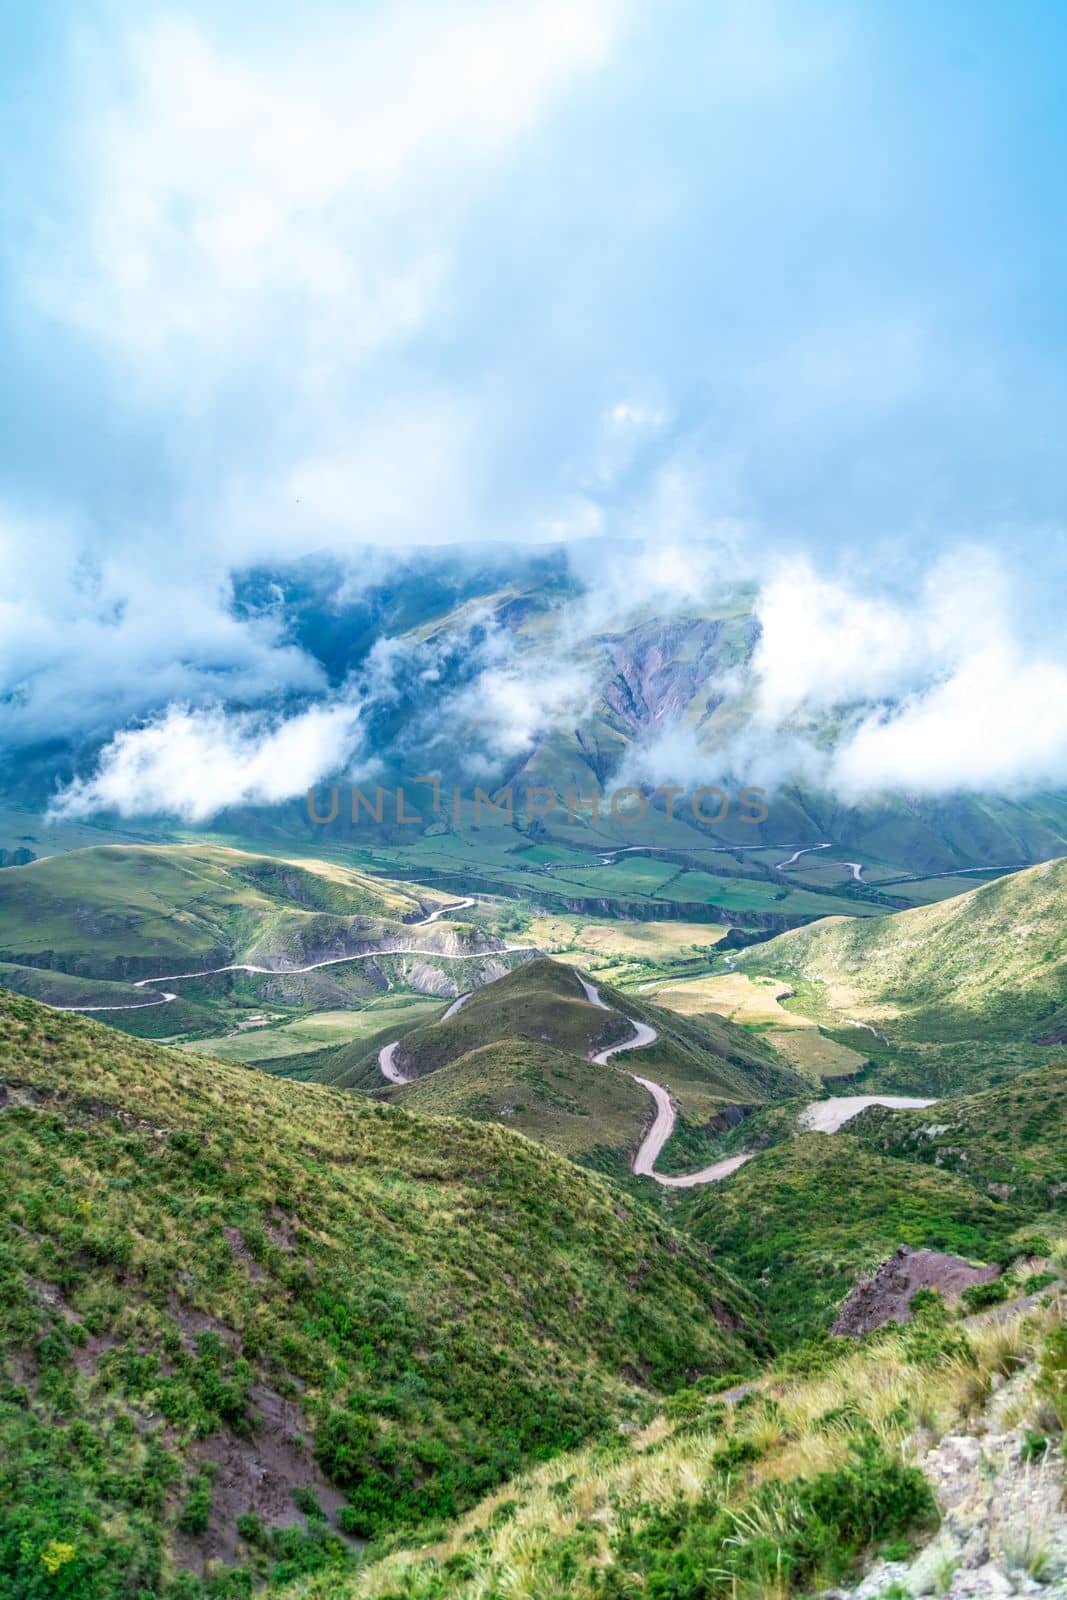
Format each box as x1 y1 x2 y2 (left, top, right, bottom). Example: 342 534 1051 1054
685 1134 1023 1344
389 960 623 1077
735 857 1066 1039
0 990 764 1597
848 1062 1067 1213
0 844 430 981
0 961 148 1009
729 857 1067 1091
390 1039 653 1163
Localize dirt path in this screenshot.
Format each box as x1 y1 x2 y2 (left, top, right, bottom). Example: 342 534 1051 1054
440 992 471 1022
800 1094 937 1132
53 990 177 1013
776 843 831 869
411 898 475 927
56 921 535 1014
378 1041 409 1084
573 973 755 1187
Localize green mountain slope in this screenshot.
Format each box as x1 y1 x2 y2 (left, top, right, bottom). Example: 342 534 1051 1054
0 990 763 1596
203 559 1067 891
380 959 804 1104
390 959 622 1075
392 1039 653 1163
848 1062 1067 1213
685 1134 1023 1344
730 857 1067 1091
0 844 429 980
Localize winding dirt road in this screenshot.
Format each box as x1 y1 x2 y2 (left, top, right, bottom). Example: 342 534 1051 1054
54 991 177 1013
573 974 756 1186
55 898 531 1015
378 966 748 1185
411 898 476 926
378 966 935 1186
776 843 831 869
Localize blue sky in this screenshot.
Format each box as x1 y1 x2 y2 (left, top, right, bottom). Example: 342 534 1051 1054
3 0 1067 800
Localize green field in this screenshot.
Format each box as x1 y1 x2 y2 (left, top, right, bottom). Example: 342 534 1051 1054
185 1000 443 1062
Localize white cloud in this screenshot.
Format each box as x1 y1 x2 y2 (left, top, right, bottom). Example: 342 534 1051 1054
832 647 1067 798
603 545 1067 802
0 509 324 744
33 2 623 373
51 698 364 822
223 400 478 550
750 550 1010 722
606 400 666 431
743 550 1067 798
448 660 596 769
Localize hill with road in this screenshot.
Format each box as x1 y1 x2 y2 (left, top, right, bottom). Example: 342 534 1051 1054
0 845 530 1040
275 959 809 1174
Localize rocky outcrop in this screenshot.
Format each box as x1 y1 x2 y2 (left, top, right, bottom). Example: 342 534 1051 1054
827 1364 1066 1598
831 1246 1001 1338
601 617 732 735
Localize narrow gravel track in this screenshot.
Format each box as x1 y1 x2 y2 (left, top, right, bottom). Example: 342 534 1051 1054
378 966 750 1185
574 973 755 1186
54 898 531 1014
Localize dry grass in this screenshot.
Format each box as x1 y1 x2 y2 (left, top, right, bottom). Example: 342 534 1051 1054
653 972 810 1026
285 1296 1065 1600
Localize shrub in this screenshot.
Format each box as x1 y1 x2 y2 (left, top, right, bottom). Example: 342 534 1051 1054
1038 1325 1067 1432
314 1409 375 1489
960 1279 1011 1314
178 1471 216 1536
602 1440 935 1597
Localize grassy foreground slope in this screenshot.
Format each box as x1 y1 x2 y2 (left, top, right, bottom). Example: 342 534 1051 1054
0 844 430 981
0 991 763 1596
282 1295 1067 1600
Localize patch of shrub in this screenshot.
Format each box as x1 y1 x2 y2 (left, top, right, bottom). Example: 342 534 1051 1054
602 1439 935 1597
960 1278 1011 1313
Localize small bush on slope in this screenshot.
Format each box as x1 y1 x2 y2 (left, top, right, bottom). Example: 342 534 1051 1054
0 991 762 1595
847 1062 1067 1213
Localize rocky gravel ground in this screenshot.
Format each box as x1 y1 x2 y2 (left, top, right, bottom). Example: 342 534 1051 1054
827 1365 1066 1599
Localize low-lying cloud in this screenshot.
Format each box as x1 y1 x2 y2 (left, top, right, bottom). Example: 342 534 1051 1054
34 536 1067 820
50 699 365 823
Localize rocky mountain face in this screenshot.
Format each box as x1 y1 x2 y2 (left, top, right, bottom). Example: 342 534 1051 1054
601 616 738 735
